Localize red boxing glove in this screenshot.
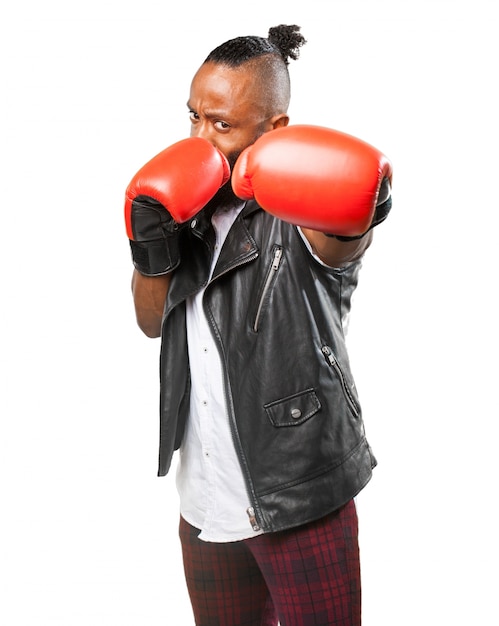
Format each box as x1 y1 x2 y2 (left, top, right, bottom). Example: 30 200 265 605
125 137 230 237
125 137 230 275
232 125 392 238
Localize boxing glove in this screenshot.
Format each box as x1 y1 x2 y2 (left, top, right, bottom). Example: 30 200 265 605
232 125 392 238
125 137 230 275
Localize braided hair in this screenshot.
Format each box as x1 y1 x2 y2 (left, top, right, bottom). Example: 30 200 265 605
205 24 306 66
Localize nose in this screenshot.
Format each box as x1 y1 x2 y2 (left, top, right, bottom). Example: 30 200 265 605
190 120 213 143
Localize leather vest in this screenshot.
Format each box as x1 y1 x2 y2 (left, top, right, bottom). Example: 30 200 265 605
158 201 377 533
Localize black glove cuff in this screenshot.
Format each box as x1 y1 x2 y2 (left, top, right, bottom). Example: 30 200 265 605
129 238 180 276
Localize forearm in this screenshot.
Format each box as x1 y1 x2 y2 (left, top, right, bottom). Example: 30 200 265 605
301 228 373 268
131 269 171 338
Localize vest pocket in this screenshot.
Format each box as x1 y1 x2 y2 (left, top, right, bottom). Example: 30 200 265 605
264 388 321 427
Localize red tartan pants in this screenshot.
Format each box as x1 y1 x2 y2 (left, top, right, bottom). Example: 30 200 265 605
178 499 361 626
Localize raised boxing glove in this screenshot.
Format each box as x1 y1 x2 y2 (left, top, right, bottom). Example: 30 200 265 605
232 125 392 238
125 137 230 275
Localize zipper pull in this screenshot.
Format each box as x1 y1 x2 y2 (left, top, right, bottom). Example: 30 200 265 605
272 247 283 270
321 345 336 366
246 507 261 531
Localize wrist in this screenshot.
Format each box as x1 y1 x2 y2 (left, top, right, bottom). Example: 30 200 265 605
129 235 181 276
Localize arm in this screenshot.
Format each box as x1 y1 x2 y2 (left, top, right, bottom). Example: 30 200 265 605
301 228 373 268
124 137 230 336
131 270 171 338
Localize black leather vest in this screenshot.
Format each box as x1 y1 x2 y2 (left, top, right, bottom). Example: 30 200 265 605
158 201 377 533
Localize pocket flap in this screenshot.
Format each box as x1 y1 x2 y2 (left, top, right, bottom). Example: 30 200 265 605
264 388 321 427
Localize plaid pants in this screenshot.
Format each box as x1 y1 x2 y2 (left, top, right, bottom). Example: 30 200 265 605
179 500 361 626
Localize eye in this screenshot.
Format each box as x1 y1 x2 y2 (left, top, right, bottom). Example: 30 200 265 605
214 120 230 132
189 110 199 122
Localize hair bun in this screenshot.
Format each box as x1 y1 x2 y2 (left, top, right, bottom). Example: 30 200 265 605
268 25 306 65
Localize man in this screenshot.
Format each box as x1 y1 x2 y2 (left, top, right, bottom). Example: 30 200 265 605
125 24 392 626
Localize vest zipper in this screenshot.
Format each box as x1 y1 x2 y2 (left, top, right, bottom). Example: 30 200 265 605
246 507 261 531
203 226 264 534
253 246 283 332
321 345 360 418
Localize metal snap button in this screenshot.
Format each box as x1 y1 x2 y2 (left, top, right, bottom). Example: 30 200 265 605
291 408 302 420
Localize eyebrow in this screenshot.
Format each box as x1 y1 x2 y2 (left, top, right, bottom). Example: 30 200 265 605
186 102 232 121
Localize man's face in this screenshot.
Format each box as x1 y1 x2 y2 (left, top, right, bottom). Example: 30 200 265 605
187 61 278 168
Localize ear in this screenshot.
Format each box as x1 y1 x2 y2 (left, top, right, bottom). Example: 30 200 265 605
270 114 289 129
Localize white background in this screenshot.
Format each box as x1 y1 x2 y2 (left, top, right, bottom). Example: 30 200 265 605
1 0 498 624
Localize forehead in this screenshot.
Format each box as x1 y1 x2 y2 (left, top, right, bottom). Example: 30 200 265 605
189 62 265 115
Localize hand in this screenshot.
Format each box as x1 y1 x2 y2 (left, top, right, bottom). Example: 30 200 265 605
232 125 392 238
125 137 230 275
